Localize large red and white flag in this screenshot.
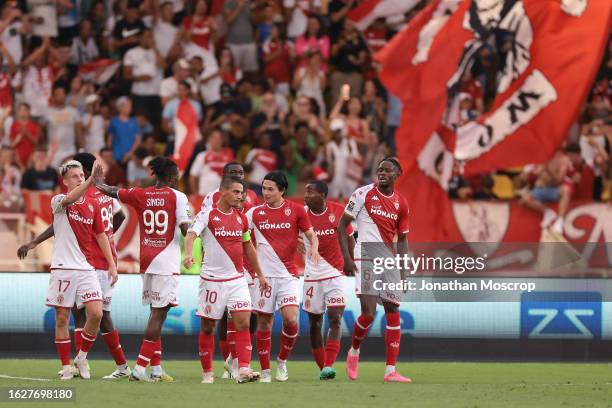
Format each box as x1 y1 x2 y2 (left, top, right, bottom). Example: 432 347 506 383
377 0 612 241
78 59 121 85
347 0 420 30
172 100 201 173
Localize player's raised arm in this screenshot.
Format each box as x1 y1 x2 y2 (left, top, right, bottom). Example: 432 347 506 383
17 224 54 259
57 161 97 209
93 162 120 199
338 213 357 274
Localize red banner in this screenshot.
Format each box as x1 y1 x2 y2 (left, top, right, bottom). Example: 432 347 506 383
377 0 612 241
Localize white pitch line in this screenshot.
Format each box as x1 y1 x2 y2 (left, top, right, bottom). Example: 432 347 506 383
0 374 51 382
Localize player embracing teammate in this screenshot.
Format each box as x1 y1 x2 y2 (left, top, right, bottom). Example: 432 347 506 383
338 158 412 383
45 160 117 380
95 157 191 382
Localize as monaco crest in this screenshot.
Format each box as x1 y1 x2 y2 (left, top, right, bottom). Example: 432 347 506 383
284 208 291 216
452 201 510 256
328 214 335 223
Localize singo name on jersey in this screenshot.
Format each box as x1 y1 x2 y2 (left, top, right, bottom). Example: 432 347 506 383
214 227 242 237
68 211 94 225
147 198 165 206
258 221 291 230
315 228 336 236
370 206 399 220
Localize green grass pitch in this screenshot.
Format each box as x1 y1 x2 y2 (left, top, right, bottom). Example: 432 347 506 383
0 359 611 407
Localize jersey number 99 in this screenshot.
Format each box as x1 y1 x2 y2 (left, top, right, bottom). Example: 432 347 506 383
143 209 169 235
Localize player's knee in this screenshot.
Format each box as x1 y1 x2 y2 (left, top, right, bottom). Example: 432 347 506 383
55 312 70 328
100 313 114 333
283 316 298 329
88 308 103 324
328 314 342 329
309 318 322 331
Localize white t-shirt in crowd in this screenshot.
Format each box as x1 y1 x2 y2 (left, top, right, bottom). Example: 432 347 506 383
154 20 178 58
159 76 197 101
123 46 162 96
82 113 106 154
46 105 81 167
284 0 320 38
0 20 23 64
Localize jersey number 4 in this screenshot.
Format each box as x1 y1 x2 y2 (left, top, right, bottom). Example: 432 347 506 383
143 210 169 235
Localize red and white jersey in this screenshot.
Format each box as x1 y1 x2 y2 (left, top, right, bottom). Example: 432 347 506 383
118 186 191 275
201 187 258 213
87 186 122 270
303 201 353 281
189 207 249 280
50 194 104 271
246 200 312 278
345 183 409 245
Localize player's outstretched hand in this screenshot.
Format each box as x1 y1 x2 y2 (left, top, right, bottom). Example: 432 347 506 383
258 275 269 292
17 242 36 259
309 249 320 265
108 264 118 286
184 255 195 270
296 236 305 254
92 162 104 185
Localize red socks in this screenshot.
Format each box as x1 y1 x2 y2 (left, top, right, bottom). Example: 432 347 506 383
385 312 401 366
227 320 236 360
73 328 82 353
219 340 229 361
234 330 252 369
102 330 127 366
351 315 374 350
150 338 162 367
80 330 96 353
256 330 271 370
324 339 341 367
278 322 298 361
312 347 325 370
55 337 71 366
198 333 214 373
136 339 157 368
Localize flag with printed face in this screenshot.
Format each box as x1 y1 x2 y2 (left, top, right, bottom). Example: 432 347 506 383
377 0 612 241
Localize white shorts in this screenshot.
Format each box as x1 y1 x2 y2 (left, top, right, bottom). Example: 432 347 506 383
142 274 179 308
252 276 300 315
76 269 113 312
355 259 402 305
302 276 347 315
196 276 252 320
228 43 258 72
245 273 257 301
46 269 102 309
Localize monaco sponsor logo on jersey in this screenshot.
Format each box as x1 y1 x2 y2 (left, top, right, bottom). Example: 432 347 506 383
315 228 336 237
258 220 291 230
369 205 399 220
214 226 242 237
67 210 94 225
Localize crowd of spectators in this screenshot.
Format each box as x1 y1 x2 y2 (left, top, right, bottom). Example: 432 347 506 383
0 0 608 216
